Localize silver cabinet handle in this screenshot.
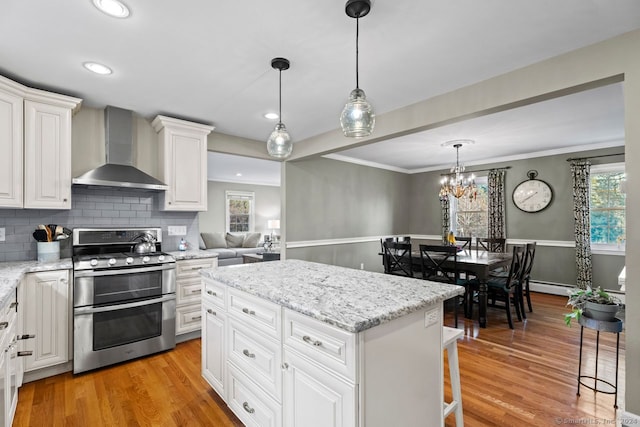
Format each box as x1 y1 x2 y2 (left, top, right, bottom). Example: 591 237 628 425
207 290 217 296
190 289 201 294
206 308 216 315
242 307 256 315
302 335 322 347
192 315 202 321
18 334 35 340
17 351 33 357
243 349 256 359
282 362 289 370
9 302 18 310
243 402 255 414
0 322 8 330
190 266 204 270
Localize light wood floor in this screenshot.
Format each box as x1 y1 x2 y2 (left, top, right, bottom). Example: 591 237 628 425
14 293 624 426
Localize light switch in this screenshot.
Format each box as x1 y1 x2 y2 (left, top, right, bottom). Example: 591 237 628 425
167 226 187 236
0 228 5 242
424 308 439 328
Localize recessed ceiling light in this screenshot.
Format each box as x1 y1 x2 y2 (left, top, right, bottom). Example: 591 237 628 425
83 62 113 75
92 0 130 18
264 113 279 120
236 173 243 177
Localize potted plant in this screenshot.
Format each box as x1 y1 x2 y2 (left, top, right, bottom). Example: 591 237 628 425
564 286 621 326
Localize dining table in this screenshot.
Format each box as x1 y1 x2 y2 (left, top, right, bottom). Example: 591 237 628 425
380 245 513 327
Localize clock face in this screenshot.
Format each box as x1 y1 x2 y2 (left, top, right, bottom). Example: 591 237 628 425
512 179 553 213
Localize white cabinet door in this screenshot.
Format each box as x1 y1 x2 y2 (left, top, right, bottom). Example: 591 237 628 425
283 348 357 427
20 270 70 371
202 299 226 399
152 115 213 211
23 100 72 209
0 80 23 208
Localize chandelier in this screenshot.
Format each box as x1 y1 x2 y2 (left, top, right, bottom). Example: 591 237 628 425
439 141 477 199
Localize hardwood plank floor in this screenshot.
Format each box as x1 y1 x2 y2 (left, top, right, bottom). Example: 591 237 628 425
14 293 624 426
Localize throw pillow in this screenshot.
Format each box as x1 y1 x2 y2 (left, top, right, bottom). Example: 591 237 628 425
226 232 245 248
242 232 261 248
201 232 227 249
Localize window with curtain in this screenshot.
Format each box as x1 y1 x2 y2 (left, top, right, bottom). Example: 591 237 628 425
590 163 625 251
226 191 255 233
449 176 488 237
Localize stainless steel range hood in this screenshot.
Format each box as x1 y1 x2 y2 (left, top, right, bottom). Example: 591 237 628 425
72 106 168 190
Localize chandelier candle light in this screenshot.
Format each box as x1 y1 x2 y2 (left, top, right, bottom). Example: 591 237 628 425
340 0 375 138
439 141 477 200
267 57 293 159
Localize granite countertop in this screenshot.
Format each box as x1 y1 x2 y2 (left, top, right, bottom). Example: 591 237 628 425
0 259 73 309
166 250 219 261
201 259 464 333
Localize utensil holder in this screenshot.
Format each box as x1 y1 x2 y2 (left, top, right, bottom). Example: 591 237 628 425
37 241 60 262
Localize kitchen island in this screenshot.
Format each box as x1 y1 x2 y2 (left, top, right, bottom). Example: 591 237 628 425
200 259 463 427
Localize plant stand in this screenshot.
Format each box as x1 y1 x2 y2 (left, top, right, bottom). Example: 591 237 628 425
577 315 623 408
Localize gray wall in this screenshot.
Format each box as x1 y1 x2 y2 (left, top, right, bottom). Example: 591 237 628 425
198 181 281 239
408 146 625 290
0 186 199 261
285 157 410 270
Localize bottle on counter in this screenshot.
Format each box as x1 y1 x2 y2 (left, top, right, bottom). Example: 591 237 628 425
178 238 187 251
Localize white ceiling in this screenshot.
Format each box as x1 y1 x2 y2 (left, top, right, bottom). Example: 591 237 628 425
1 1 637 181
207 152 281 187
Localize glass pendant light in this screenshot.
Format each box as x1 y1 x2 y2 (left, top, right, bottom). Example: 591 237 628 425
267 57 293 159
340 0 375 138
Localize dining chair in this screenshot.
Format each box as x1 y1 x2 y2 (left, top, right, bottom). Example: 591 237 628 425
484 245 525 329
380 237 396 271
456 237 472 251
520 242 537 315
382 241 414 277
396 236 412 244
477 237 506 253
418 244 469 327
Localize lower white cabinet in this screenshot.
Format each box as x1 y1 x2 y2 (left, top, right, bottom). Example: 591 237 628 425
201 277 444 427
176 257 217 336
1 282 20 427
19 270 70 372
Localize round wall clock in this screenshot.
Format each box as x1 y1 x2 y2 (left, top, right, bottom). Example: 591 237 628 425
512 170 553 213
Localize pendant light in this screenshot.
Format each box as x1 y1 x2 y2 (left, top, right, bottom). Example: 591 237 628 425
267 57 293 159
340 0 375 138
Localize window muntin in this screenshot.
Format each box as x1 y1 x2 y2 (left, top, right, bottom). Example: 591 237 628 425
225 191 255 233
590 163 625 250
450 177 488 238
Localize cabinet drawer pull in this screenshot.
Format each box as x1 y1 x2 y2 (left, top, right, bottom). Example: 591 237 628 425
190 266 204 270
9 302 18 310
190 289 201 294
17 351 33 357
0 322 8 330
192 315 202 321
207 309 216 315
207 290 217 296
18 334 36 340
242 402 255 414
242 349 256 359
302 335 323 347
242 307 256 315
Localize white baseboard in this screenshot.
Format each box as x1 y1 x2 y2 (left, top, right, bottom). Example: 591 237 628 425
619 410 640 426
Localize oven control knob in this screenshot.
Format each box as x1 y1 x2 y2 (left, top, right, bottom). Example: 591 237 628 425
143 256 150 263
158 255 165 262
108 258 117 266
126 257 134 264
90 259 98 267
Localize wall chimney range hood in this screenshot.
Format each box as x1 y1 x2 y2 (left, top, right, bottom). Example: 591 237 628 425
72 106 168 190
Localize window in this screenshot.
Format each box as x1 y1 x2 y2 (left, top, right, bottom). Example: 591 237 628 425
450 176 488 237
226 191 255 233
590 163 625 250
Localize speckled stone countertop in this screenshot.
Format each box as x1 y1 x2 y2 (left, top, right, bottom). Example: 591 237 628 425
0 259 73 309
200 259 464 333
166 250 219 261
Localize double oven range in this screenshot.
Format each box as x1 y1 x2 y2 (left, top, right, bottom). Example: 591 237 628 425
72 228 176 374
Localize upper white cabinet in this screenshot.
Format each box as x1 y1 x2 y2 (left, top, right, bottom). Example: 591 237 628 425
152 115 213 211
0 74 81 210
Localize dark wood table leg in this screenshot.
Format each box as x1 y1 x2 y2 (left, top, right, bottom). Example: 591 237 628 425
479 282 488 328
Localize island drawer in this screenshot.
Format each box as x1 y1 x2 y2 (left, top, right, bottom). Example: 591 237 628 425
227 362 282 427
176 303 202 335
176 258 216 279
283 309 356 382
227 318 282 400
176 277 202 305
202 278 226 308
227 288 281 339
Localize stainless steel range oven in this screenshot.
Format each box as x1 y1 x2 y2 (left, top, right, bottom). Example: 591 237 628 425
72 228 176 374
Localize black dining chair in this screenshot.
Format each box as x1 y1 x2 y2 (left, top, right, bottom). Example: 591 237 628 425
419 244 469 328
383 241 414 277
477 237 506 253
520 242 537 315
380 237 396 271
484 245 525 329
456 237 472 251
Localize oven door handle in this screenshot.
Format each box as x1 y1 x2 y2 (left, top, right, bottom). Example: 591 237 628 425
74 263 176 278
74 294 176 315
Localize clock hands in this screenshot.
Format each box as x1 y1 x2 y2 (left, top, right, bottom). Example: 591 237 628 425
521 191 538 203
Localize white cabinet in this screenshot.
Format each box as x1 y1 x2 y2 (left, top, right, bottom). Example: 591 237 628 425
1 284 20 427
175 257 217 336
0 77 24 208
0 74 81 209
202 277 226 398
18 270 71 371
152 115 213 211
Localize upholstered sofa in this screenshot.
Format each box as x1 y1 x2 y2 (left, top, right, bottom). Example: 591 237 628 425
199 232 263 266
